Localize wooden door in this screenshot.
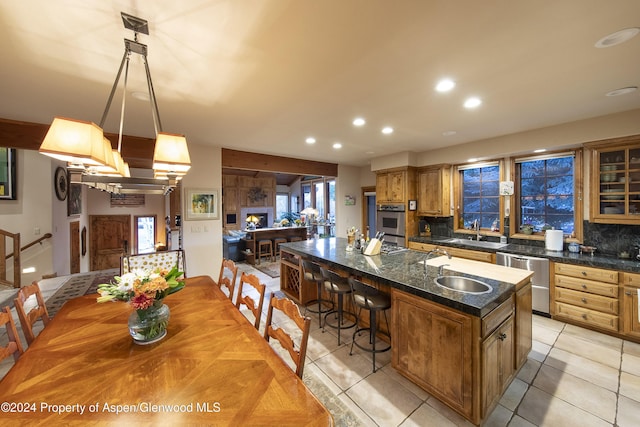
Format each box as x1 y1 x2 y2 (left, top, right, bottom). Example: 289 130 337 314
69 221 80 274
90 215 130 271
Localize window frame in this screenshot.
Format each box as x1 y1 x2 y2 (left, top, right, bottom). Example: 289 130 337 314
453 159 505 237
510 149 583 242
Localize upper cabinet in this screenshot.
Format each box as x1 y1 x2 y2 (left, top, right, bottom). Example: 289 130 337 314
587 137 640 224
417 165 451 216
376 170 407 203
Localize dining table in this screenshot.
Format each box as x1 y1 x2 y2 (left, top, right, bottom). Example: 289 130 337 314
0 275 333 426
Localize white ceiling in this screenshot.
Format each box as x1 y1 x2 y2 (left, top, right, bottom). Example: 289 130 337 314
1 1 639 167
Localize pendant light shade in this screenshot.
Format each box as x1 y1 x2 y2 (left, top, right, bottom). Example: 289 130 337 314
39 117 107 166
153 132 191 174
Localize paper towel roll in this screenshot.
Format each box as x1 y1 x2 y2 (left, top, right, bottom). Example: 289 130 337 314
545 229 563 251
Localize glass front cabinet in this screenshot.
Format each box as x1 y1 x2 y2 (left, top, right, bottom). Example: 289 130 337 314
588 137 640 224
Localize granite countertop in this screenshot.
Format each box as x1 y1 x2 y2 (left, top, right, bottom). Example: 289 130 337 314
280 237 529 317
410 236 640 273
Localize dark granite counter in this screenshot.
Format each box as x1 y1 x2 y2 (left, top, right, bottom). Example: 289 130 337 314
280 237 520 317
410 236 640 273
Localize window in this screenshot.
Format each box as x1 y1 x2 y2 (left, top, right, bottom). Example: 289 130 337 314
513 150 582 238
276 193 289 221
454 161 503 234
135 215 156 254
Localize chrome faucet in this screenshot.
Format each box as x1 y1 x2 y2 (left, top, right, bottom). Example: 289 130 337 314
424 248 452 275
438 263 450 276
472 219 483 241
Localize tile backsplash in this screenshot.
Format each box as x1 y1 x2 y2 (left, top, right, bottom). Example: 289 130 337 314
419 217 640 257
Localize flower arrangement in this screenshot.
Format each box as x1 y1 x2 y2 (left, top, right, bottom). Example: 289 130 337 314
294 219 303 226
97 266 185 343
280 218 290 227
97 265 185 308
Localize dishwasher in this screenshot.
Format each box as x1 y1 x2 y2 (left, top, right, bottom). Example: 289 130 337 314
496 252 550 316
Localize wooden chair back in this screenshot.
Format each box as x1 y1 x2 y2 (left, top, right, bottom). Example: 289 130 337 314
264 293 311 378
217 258 239 301
0 306 24 362
235 273 267 330
14 282 51 345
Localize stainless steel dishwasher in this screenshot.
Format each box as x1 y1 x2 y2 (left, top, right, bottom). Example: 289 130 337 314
496 252 550 316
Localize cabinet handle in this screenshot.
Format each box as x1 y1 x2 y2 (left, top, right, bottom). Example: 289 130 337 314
582 314 588 320
498 333 507 341
581 284 587 289
626 291 633 296
581 298 587 303
581 271 587 276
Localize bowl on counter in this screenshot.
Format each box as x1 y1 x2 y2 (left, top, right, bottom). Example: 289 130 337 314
568 243 580 253
579 245 597 256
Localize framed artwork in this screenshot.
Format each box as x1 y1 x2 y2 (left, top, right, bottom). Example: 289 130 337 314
184 188 219 221
67 181 82 216
0 148 17 200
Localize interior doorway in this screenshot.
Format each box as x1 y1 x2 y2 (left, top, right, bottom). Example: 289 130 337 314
362 186 377 239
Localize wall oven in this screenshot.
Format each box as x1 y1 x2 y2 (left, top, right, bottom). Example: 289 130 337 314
376 204 406 245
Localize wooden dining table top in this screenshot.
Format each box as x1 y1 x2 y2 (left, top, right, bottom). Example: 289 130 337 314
0 275 333 426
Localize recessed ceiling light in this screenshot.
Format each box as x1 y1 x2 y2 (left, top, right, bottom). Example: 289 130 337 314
595 27 640 48
353 117 366 126
365 151 375 155
381 126 394 134
467 158 479 163
435 78 456 92
606 86 638 96
305 137 316 144
333 142 342 149
534 149 547 153
442 130 457 136
464 97 482 109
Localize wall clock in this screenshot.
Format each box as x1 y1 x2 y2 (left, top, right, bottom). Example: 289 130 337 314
54 166 68 201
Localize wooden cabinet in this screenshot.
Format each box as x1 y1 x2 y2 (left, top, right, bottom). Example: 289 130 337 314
515 282 532 369
376 170 406 203
586 136 640 224
482 314 514 417
392 289 475 421
622 272 640 339
417 165 451 216
553 263 619 333
408 241 495 263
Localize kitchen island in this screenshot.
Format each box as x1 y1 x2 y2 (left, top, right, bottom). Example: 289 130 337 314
280 237 533 425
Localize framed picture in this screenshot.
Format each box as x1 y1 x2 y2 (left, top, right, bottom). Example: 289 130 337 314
54 166 68 201
67 181 82 216
0 148 17 200
408 200 417 211
185 188 219 221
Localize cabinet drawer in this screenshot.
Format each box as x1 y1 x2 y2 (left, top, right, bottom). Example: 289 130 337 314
555 302 618 332
622 272 640 287
554 288 618 315
554 263 618 284
482 297 514 338
407 242 493 263
555 275 618 298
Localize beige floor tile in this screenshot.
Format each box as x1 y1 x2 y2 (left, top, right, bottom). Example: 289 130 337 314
346 370 422 427
399 402 456 427
337 393 378 427
617 395 640 427
620 371 640 402
553 332 621 369
484 404 513 427
621 352 640 377
532 315 565 332
517 386 611 427
562 324 623 349
532 364 616 422
508 415 536 427
528 340 551 363
304 362 342 396
500 378 529 411
544 348 619 392
423 396 475 427
532 323 562 346
315 345 373 390
517 358 541 384
306 326 341 361
623 339 640 357
379 364 431 401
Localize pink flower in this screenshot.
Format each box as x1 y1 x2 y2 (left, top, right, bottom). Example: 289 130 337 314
131 293 154 310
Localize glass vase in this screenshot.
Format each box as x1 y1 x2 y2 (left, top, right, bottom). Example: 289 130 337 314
128 300 170 345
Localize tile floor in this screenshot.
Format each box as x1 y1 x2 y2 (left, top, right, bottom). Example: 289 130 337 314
3 264 640 426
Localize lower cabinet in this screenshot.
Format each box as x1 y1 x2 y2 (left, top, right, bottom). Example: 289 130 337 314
482 314 515 417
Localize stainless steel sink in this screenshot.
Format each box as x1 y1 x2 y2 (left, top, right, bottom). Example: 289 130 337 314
434 275 493 294
438 238 508 250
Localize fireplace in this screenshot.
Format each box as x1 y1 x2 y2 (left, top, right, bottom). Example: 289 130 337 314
253 212 268 229
241 207 274 229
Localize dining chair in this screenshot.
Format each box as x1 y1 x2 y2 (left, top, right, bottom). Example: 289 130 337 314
0 306 24 362
216 258 239 302
235 272 267 330
263 293 311 378
14 282 51 345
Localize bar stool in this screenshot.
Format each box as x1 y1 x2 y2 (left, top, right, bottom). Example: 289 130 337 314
319 267 356 345
301 259 333 327
348 277 391 373
257 239 274 265
273 237 287 258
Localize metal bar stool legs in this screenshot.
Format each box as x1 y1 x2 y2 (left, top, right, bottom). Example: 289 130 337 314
319 267 356 345
348 277 391 373
301 259 333 327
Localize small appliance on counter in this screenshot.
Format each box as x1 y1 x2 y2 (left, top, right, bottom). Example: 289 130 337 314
545 229 563 252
